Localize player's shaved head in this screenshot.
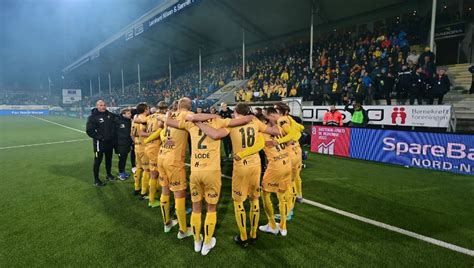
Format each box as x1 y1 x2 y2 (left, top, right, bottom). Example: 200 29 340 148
96 100 106 112
178 97 191 111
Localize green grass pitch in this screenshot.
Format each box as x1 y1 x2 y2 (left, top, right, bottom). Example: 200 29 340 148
0 116 472 266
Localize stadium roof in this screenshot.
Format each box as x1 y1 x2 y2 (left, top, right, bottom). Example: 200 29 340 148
63 0 417 85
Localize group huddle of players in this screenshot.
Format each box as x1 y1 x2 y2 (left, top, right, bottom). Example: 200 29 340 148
130 97 304 256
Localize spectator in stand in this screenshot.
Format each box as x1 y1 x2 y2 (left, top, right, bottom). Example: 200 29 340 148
244 88 253 102
196 106 203 113
218 102 233 159
381 70 395 105
345 102 369 127
409 67 426 105
329 78 343 105
420 54 436 78
280 69 289 82
361 71 373 104
323 105 343 126
406 50 420 65
428 68 450 104
396 65 413 104
353 78 367 104
419 46 436 66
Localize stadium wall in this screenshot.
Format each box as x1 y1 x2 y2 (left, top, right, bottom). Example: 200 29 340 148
311 126 474 176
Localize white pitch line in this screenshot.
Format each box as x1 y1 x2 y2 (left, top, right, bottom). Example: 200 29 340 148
31 118 474 257
185 163 474 256
301 199 473 257
0 139 89 150
31 116 86 134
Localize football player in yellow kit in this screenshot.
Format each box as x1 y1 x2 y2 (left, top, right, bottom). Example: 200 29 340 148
272 103 304 221
156 97 193 238
166 111 251 255
196 103 281 248
141 101 168 208
131 103 150 199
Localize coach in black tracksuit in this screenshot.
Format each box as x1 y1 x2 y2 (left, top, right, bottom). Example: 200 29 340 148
86 100 116 186
114 108 133 180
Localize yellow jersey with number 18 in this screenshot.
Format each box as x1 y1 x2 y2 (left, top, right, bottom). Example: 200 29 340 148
228 118 267 168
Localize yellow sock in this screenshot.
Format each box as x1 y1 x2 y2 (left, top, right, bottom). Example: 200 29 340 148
204 212 217 244
287 181 297 212
134 168 143 191
141 170 150 195
233 201 247 241
277 191 288 230
175 197 187 233
191 212 202 241
149 177 157 202
295 173 302 198
155 176 161 190
249 200 260 239
160 194 170 225
262 191 276 229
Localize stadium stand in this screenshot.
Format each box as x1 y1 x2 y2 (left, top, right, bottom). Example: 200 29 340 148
60 0 473 131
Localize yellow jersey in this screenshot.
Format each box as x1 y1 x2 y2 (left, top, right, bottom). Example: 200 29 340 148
244 91 253 102
228 118 267 167
262 131 290 168
132 114 147 149
145 113 163 147
180 118 229 171
160 110 192 165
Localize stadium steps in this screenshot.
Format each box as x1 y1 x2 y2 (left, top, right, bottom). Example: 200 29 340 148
444 89 474 133
442 63 472 92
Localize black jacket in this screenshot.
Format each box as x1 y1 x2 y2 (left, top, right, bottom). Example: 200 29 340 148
430 75 450 95
86 108 116 142
396 70 414 90
115 114 133 148
410 73 427 94
219 108 233 119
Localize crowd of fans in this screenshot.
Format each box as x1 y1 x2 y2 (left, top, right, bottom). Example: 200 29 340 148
4 13 458 109
0 91 60 106
237 28 448 106
82 57 241 109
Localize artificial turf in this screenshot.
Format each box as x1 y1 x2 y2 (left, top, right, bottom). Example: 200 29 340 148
0 116 472 266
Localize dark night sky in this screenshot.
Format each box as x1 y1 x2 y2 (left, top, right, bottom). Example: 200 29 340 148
0 0 162 89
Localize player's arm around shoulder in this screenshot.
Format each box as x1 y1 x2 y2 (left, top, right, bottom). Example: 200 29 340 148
195 120 229 140
235 134 264 160
227 115 253 127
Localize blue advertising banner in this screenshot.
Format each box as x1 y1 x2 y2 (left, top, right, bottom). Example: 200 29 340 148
350 128 474 175
0 110 49 116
